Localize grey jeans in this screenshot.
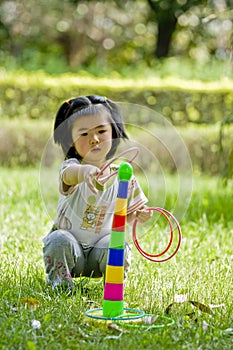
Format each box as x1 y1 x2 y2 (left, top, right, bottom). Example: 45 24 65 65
43 229 131 290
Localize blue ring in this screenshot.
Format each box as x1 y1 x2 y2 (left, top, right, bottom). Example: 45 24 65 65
85 307 145 321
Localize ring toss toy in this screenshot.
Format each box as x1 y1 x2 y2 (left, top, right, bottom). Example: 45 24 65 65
85 147 182 329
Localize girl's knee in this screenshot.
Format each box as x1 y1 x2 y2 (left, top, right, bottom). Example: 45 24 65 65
43 230 85 279
43 230 81 257
98 248 108 273
43 229 80 262
44 229 72 246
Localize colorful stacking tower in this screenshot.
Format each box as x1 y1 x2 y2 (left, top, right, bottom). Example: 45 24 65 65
102 162 133 317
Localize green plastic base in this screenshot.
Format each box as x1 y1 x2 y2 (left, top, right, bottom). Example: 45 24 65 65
102 300 124 317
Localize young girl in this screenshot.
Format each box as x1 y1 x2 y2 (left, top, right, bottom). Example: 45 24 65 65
43 95 151 292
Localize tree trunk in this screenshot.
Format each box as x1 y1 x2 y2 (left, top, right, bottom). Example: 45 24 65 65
155 16 177 58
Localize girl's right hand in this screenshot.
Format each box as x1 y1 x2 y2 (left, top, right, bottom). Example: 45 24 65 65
80 165 100 194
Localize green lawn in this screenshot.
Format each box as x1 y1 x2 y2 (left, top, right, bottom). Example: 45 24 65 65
0 167 232 350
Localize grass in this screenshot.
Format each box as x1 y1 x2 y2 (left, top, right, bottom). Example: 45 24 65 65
0 167 232 350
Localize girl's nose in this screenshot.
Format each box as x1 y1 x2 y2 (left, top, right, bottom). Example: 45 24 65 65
89 134 100 145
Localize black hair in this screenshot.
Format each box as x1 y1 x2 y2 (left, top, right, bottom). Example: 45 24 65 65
53 95 128 160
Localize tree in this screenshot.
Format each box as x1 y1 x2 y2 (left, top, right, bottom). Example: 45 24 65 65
0 0 232 71
147 0 207 58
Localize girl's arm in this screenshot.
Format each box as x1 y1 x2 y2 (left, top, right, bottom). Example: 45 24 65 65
62 164 100 194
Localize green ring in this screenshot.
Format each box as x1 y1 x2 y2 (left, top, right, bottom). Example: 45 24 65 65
85 307 145 321
114 314 175 329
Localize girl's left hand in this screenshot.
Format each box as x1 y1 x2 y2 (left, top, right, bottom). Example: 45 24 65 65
136 206 153 224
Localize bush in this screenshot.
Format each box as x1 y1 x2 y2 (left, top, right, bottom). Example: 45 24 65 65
0 119 52 167
1 70 233 125
219 114 233 182
0 70 230 174
0 119 221 175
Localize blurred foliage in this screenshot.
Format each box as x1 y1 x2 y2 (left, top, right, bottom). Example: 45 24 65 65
0 0 233 74
0 0 232 179
0 119 51 167
0 118 220 175
219 114 233 182
0 69 233 125
0 71 229 174
146 0 207 58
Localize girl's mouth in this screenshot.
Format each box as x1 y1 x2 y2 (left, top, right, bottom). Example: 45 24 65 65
91 146 101 152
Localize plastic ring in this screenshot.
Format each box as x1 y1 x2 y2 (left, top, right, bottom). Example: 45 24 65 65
96 147 139 183
115 314 175 329
132 207 182 262
85 307 145 321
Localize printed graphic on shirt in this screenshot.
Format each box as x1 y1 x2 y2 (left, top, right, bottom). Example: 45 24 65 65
80 196 107 234
81 204 100 230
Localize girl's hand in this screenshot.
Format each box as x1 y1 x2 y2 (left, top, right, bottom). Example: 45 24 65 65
127 205 153 225
135 206 153 224
62 164 100 194
80 165 100 194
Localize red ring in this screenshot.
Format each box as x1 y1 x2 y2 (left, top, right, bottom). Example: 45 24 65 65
132 207 182 263
96 147 139 183
133 208 174 257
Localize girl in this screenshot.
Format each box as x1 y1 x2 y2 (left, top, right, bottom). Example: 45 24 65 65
43 95 151 292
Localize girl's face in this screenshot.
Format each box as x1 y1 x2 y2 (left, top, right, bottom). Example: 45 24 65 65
71 111 112 166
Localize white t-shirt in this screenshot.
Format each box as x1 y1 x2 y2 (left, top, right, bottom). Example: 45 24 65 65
52 158 148 249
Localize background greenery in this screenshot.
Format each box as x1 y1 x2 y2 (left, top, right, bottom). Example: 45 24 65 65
1 0 233 75
0 70 232 178
1 0 233 177
0 1 233 349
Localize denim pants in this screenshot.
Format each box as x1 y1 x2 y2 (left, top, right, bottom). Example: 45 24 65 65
43 229 131 290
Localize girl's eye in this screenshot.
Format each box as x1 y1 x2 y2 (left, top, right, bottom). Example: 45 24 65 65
80 132 88 136
98 129 106 134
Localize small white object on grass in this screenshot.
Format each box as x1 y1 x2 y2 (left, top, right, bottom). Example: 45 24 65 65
31 319 41 329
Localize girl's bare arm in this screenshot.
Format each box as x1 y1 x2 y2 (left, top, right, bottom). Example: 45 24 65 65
62 164 100 194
